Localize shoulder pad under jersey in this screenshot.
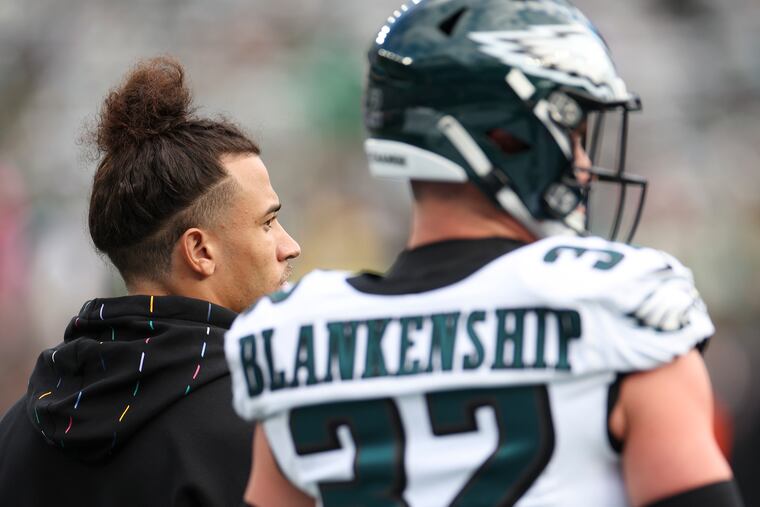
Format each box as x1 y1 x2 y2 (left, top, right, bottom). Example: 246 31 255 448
509 235 714 372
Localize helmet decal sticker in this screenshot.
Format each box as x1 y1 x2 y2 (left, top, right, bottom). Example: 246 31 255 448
469 25 629 101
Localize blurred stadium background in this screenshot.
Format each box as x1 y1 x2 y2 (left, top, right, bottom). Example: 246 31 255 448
1 0 758 500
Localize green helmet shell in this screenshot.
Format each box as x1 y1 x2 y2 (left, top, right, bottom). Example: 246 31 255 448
364 0 641 237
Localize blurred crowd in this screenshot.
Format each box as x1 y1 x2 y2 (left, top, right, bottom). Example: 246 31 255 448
0 0 758 500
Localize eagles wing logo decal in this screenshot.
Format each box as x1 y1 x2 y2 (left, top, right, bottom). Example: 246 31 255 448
469 24 629 101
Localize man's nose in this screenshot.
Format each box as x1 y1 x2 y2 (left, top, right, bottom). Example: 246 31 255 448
573 134 592 170
278 230 301 262
572 134 593 185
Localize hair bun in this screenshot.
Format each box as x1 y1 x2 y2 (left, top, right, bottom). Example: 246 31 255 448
96 56 192 151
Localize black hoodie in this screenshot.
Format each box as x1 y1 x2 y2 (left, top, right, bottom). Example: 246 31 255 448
0 295 253 506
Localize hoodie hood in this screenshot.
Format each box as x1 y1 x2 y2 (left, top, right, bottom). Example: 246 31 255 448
26 295 237 463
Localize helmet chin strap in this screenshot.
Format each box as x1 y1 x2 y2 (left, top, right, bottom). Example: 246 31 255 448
436 114 582 239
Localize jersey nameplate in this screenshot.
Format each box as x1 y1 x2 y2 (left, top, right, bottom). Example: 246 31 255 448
237 307 581 397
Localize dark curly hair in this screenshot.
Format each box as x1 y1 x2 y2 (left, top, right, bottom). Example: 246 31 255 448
87 56 259 284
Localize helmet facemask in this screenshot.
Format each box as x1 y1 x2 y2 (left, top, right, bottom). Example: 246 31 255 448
566 91 648 243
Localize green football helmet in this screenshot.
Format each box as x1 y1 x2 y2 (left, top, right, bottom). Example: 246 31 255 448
364 0 647 242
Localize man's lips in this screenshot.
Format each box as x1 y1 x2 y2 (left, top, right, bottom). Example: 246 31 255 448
279 264 293 288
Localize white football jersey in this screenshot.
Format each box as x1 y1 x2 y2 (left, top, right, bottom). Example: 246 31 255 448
225 235 713 507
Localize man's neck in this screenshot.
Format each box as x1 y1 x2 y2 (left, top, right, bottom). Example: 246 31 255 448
126 277 214 306
125 279 171 298
408 190 536 249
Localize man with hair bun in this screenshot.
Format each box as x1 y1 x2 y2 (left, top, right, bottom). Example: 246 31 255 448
0 57 300 506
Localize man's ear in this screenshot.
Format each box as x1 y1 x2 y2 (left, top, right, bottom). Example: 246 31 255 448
178 228 217 277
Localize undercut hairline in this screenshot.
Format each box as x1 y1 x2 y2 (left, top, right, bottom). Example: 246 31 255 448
118 170 242 285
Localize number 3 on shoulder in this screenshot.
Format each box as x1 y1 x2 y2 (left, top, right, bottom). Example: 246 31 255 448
544 245 625 271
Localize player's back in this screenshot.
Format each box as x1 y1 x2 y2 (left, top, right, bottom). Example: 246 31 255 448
226 236 712 507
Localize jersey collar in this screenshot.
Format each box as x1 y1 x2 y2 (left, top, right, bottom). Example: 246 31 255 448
348 237 527 295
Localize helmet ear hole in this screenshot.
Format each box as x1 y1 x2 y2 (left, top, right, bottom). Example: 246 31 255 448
487 129 531 155
438 7 468 36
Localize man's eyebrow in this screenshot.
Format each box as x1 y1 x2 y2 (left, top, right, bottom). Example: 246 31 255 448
262 203 282 218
